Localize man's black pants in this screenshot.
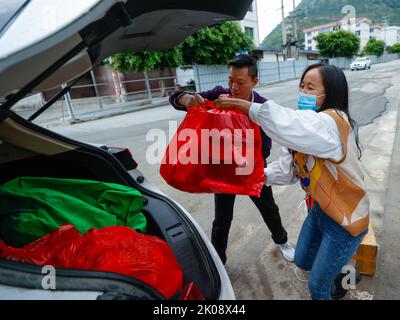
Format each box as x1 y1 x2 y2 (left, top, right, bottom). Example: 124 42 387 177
211 184 288 264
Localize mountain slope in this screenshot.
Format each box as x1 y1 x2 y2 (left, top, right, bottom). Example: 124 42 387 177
261 0 400 49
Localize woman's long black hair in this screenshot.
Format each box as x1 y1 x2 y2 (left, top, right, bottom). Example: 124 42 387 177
300 63 362 159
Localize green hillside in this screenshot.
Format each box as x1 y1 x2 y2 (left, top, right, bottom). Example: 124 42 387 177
261 0 400 50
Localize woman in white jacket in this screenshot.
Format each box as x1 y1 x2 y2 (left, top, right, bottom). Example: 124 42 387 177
215 63 369 300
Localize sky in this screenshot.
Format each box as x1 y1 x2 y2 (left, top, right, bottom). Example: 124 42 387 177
257 0 302 42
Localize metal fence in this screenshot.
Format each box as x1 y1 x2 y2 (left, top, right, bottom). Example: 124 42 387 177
192 59 316 92
14 72 186 124
14 53 400 124
192 53 400 92
371 53 400 64
328 53 400 69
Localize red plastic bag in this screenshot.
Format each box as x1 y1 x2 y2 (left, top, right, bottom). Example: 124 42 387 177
160 100 265 197
0 225 183 298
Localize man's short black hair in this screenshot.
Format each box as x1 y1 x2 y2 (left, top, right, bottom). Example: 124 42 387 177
227 54 258 78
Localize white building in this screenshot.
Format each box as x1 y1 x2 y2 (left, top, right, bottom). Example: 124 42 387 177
381 26 400 46
253 46 285 62
238 1 260 46
369 24 382 41
175 2 260 86
304 18 372 52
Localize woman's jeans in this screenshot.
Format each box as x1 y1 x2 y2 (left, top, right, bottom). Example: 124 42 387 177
294 202 367 300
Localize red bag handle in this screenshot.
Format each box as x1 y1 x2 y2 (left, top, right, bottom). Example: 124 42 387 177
203 95 233 110
203 99 217 109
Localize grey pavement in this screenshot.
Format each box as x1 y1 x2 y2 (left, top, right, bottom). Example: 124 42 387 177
20 59 400 300
372 85 400 300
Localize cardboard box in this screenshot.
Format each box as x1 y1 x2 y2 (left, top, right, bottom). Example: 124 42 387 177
353 223 378 276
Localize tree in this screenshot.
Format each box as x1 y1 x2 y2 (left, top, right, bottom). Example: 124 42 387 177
111 52 160 73
363 38 385 57
315 30 360 58
387 42 400 54
153 48 184 96
110 48 183 97
108 21 253 97
180 21 254 65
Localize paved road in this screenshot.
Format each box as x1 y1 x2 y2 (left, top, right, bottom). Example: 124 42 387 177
50 59 400 299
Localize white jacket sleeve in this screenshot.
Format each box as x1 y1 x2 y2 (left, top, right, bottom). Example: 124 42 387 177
265 147 298 186
249 100 343 161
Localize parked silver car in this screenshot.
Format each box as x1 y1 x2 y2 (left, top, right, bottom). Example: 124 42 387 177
350 57 372 71
0 0 254 300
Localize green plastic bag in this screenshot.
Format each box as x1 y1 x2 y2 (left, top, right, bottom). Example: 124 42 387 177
0 177 147 247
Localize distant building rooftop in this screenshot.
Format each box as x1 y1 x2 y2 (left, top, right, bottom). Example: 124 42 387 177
298 49 320 55
304 17 372 33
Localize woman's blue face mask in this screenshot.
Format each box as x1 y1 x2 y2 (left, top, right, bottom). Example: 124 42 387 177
297 92 326 111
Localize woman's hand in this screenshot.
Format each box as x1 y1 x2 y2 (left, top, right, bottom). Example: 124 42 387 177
215 97 252 114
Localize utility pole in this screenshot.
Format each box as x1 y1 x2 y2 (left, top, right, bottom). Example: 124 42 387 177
292 0 299 60
292 0 298 42
280 0 287 60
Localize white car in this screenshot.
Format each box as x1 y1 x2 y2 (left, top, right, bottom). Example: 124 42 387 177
350 57 372 71
0 0 254 300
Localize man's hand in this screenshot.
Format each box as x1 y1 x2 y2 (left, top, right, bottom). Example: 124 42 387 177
178 93 205 109
215 97 252 114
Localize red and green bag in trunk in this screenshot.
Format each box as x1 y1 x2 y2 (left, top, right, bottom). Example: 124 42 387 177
0 177 147 247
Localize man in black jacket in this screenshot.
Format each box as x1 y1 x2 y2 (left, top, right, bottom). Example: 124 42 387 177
169 54 295 264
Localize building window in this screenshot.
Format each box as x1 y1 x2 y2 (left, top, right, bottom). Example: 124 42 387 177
307 46 312 51
307 32 311 37
245 27 254 40
355 30 361 36
248 3 253 12
307 39 312 44
370 28 374 33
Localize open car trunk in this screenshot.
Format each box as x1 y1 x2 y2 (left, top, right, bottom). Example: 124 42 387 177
0 0 255 300
0 112 222 300
0 0 253 103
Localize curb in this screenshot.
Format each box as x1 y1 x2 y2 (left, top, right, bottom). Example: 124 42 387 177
375 88 400 299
